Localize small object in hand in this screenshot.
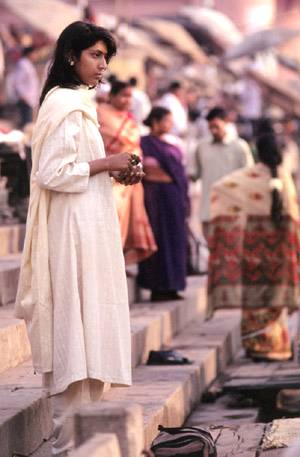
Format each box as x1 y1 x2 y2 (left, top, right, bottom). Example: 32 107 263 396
118 170 128 181
130 154 141 165
146 350 193 365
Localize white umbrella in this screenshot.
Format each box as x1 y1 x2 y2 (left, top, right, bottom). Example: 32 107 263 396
180 6 242 50
277 53 300 73
224 28 300 61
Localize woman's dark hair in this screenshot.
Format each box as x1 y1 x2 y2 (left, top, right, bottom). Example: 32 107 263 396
169 80 181 92
256 132 283 226
40 21 117 105
143 106 171 127
110 80 131 96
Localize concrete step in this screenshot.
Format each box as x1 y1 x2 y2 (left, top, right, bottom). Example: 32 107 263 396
0 224 25 256
72 433 122 457
101 309 241 449
0 304 31 374
0 277 208 457
0 361 52 457
0 256 149 308
0 253 21 306
31 308 241 457
0 277 205 374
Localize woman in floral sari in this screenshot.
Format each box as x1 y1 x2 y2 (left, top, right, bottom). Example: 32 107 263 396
208 132 300 361
97 80 156 264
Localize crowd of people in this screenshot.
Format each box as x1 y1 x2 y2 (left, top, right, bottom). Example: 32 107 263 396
1 23 300 336
1 18 300 456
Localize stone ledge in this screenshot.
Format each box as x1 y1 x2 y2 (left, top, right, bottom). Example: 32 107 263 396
0 305 31 374
0 277 207 375
99 310 241 448
0 387 52 457
0 254 21 306
131 277 207 367
0 224 25 256
0 263 138 308
0 279 207 457
0 259 205 311
74 402 143 457
0 308 240 457
70 433 122 457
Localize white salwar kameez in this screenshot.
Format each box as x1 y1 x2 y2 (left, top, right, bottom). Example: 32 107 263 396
16 87 132 456
38 110 131 394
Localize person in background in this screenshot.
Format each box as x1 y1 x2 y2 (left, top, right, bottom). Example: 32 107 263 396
194 106 253 239
138 107 188 301
159 81 188 138
12 46 39 127
239 73 263 139
95 73 116 103
208 131 300 361
97 80 157 264
281 115 300 199
128 76 151 129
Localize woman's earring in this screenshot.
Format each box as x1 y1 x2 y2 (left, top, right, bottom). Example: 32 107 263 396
69 60 75 66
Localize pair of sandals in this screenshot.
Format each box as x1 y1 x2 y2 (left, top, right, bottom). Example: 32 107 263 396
147 350 193 366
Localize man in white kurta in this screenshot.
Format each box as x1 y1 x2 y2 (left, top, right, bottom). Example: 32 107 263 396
193 107 253 239
15 86 132 456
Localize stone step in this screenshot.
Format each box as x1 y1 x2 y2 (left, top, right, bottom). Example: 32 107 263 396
101 309 241 449
0 257 137 308
1 256 187 308
31 309 241 457
72 433 122 457
0 224 25 256
0 277 205 374
0 253 21 306
0 277 208 457
0 304 31 374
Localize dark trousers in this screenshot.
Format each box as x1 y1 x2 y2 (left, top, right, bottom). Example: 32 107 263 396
17 100 33 128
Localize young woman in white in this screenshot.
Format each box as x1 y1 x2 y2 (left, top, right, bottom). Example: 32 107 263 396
15 21 143 456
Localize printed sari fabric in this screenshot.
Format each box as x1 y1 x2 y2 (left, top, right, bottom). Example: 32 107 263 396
97 103 157 264
208 163 300 360
242 308 291 361
138 135 188 292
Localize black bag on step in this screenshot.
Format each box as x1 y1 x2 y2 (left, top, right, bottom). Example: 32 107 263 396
150 425 217 456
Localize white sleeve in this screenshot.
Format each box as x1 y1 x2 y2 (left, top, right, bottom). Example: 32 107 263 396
36 111 90 193
239 140 254 167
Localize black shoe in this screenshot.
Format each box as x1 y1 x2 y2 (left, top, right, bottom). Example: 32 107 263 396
151 291 184 302
146 350 193 365
168 291 184 300
151 291 170 302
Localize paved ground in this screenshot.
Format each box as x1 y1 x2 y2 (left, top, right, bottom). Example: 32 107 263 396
28 440 51 457
185 348 300 456
27 282 300 457
32 334 300 456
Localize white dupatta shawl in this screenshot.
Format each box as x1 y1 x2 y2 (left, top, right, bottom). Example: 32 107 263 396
15 86 98 373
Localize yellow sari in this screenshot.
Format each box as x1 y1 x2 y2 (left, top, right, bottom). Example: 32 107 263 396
97 102 157 264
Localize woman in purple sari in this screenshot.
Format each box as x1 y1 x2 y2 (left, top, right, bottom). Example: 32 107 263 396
138 107 188 301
